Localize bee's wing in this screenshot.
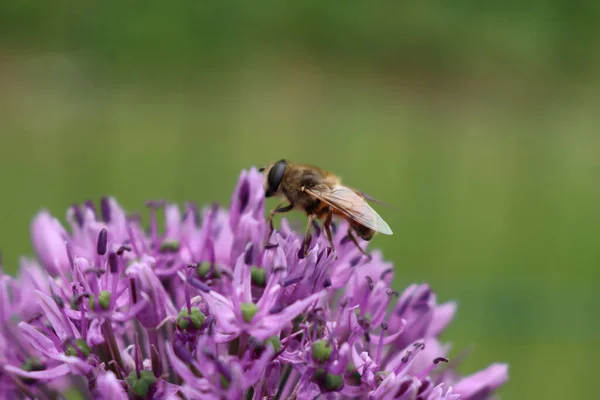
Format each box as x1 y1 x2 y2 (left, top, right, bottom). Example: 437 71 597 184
306 185 393 235
349 188 397 210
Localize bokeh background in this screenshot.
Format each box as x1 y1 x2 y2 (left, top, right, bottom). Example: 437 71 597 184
1 2 599 398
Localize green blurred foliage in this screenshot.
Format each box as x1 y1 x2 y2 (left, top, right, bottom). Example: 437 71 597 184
1 2 599 399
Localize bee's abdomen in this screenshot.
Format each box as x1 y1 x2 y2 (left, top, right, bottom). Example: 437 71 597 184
352 221 375 241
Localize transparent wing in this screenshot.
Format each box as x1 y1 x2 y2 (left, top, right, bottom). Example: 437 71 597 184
306 185 393 235
349 188 398 210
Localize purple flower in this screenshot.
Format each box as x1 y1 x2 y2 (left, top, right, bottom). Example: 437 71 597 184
0 168 508 399
31 211 70 276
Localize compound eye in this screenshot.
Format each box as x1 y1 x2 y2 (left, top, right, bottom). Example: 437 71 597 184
266 160 287 196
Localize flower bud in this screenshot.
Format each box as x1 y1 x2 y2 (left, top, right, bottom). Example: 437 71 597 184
241 302 258 323
65 339 91 358
314 369 343 392
311 340 333 363
126 370 157 398
177 307 206 331
250 266 266 287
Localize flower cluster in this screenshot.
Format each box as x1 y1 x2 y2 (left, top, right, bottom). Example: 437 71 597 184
0 168 507 399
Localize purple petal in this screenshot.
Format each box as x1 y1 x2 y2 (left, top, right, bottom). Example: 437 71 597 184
426 301 457 337
126 258 177 328
406 338 450 377
37 291 79 342
229 168 265 231
264 362 281 397
453 363 508 399
95 371 128 400
5 364 70 380
230 214 264 267
87 318 105 346
251 290 323 340
365 281 391 326
164 204 182 241
242 346 274 388
202 291 239 333
18 322 61 357
31 211 69 275
232 253 251 306
328 342 351 375
229 171 250 230
0 275 12 322
214 332 239 344
296 381 322 400
369 319 405 346
180 386 219 400
16 261 50 319
429 384 460 400
155 380 181 399
370 374 415 400
165 342 201 385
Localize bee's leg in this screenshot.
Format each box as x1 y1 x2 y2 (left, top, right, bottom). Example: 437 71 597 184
346 229 371 260
303 214 316 256
265 202 294 246
323 209 337 259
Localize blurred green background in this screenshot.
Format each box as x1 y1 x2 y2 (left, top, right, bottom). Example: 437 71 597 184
1 2 599 399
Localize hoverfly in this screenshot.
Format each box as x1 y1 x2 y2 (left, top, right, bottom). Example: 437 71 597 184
259 159 393 258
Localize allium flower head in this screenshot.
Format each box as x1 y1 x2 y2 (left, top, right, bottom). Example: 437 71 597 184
0 168 508 399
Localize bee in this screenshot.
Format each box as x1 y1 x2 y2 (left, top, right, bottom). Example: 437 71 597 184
259 159 393 258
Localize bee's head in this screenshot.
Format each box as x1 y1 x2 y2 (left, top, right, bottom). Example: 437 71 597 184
259 159 287 198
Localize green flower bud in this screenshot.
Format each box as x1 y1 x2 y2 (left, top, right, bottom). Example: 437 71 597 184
65 339 91 358
265 335 281 353
347 369 362 386
323 372 343 392
98 290 111 310
241 302 258 323
196 262 211 278
196 262 221 279
20 357 45 384
126 370 157 398
190 307 206 329
21 357 44 372
159 240 180 253
177 316 190 330
177 307 206 330
88 294 96 310
314 369 344 392
311 340 333 363
250 266 266 287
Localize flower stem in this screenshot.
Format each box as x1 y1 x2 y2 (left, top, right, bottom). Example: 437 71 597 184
11 376 54 400
228 336 240 356
148 329 162 377
238 332 249 358
102 320 125 374
11 377 37 399
274 365 292 400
